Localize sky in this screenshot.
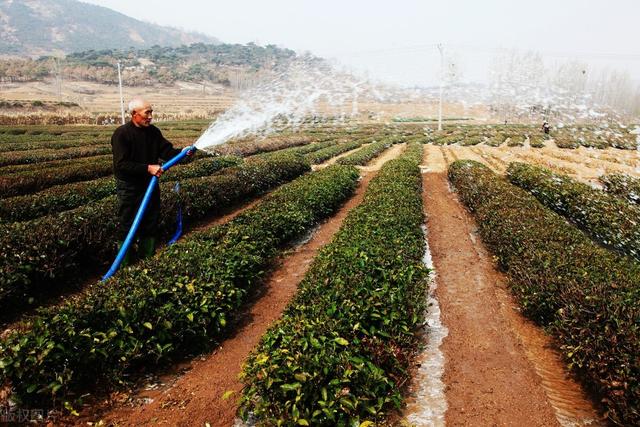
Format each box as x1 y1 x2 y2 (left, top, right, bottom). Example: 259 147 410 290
81 0 640 87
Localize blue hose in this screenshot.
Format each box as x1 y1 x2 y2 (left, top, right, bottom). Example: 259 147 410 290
167 181 183 246
101 146 195 281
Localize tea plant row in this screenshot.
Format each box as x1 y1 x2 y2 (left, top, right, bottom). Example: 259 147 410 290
0 162 360 411
240 144 429 425
0 154 309 315
449 160 639 426
0 144 112 167
600 173 640 205
0 156 243 223
507 162 640 261
336 137 396 165
424 124 636 150
0 133 339 198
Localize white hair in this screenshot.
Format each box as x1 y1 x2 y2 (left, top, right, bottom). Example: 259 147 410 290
128 97 148 113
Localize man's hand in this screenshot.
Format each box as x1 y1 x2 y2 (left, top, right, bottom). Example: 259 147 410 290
147 164 163 177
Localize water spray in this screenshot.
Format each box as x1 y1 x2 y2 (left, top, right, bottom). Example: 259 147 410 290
193 58 370 152
102 58 394 281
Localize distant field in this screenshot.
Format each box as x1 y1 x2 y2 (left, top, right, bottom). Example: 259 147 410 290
0 78 496 125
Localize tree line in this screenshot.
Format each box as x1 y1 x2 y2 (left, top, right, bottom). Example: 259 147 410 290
0 43 298 87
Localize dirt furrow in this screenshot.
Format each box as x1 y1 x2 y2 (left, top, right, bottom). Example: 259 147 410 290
358 142 406 172
575 146 640 169
81 147 406 427
421 171 602 426
540 146 640 177
448 145 503 173
422 144 447 173
311 142 372 170
468 146 509 173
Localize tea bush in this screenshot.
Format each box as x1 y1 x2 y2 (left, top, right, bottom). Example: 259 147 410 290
241 144 429 426
507 162 640 261
600 173 640 205
0 154 309 311
0 156 242 223
0 163 360 408
449 160 639 426
337 138 396 165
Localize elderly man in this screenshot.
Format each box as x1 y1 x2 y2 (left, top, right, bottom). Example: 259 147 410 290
111 97 192 264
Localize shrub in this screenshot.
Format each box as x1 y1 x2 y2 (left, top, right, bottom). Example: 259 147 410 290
507 136 524 147
460 135 484 146
529 134 547 148
600 173 640 205
0 156 242 223
0 164 360 409
553 135 580 149
337 138 395 165
0 155 114 197
507 162 640 261
449 160 639 426
485 133 506 147
304 140 366 164
0 145 111 167
240 144 429 425
0 154 309 312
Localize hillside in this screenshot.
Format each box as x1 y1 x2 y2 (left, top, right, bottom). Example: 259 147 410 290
0 0 219 56
0 43 298 87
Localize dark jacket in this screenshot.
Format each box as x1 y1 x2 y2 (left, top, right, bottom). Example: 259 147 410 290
111 121 181 190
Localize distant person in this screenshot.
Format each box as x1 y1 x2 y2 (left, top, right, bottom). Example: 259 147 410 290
542 121 551 135
111 97 194 264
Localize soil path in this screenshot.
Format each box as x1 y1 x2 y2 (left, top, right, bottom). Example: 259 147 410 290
422 144 448 173
447 146 494 170
419 158 603 425
84 146 406 427
311 142 373 170
358 142 406 172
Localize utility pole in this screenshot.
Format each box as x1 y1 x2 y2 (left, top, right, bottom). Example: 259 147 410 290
117 62 125 124
437 44 444 131
53 58 62 102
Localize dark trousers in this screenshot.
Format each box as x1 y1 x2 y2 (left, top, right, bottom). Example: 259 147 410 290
116 179 161 241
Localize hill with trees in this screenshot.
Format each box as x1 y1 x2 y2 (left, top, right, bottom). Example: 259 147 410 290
0 0 219 56
0 43 298 87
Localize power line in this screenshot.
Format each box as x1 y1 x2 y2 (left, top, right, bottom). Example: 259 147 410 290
325 43 640 62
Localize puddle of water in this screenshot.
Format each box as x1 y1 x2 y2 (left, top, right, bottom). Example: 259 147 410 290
419 165 432 173
289 224 320 247
402 225 448 426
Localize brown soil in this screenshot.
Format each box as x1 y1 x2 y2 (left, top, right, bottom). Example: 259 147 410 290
74 147 404 427
432 143 640 187
2 79 491 122
311 142 373 171
419 151 603 425
423 144 448 173
358 143 406 172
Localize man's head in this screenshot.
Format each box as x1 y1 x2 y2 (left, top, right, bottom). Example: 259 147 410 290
128 97 153 127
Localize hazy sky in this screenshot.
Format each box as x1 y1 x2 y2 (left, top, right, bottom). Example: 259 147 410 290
82 0 640 86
